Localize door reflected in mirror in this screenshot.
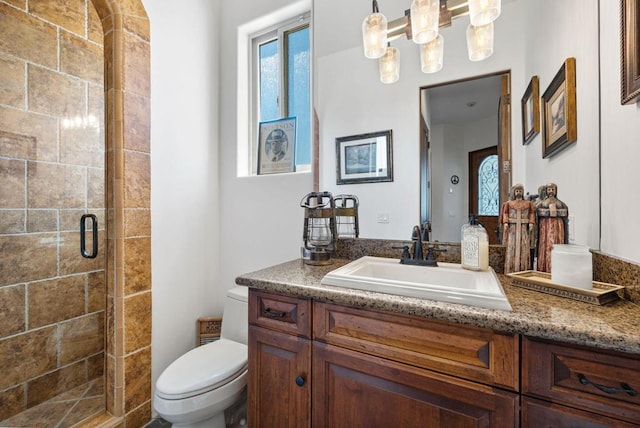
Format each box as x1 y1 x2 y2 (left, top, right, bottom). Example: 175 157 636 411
421 72 509 243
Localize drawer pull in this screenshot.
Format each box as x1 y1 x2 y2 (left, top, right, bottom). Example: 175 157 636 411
578 374 638 396
262 308 287 318
295 376 305 387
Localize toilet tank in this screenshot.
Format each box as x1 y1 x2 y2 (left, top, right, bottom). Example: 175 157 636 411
220 286 248 345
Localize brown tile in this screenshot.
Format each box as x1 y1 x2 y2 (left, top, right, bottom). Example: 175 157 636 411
28 275 85 328
0 157 25 208
0 400 75 427
0 326 57 390
123 14 149 42
0 3 57 68
120 0 148 18
124 208 150 237
0 284 25 337
0 384 25 421
0 55 25 108
123 346 150 413
26 360 86 407
3 0 26 10
27 161 86 209
123 237 150 295
122 32 149 97
0 209 25 233
88 352 105 380
27 209 57 233
88 1 104 44
62 394 105 426
124 291 151 353
60 29 104 84
59 312 105 365
123 151 150 209
0 107 57 162
28 64 85 118
106 296 115 357
29 0 86 36
59 230 106 276
123 92 149 153
124 400 151 428
61 125 104 168
88 270 106 313
88 168 106 208
0 233 57 287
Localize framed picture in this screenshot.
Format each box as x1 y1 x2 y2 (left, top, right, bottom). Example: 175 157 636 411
521 75 540 145
257 117 296 174
336 130 393 185
541 58 577 158
621 0 640 104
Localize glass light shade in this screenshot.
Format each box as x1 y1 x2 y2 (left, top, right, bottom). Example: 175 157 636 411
362 13 388 59
410 0 439 44
307 218 333 247
466 22 494 61
420 34 444 73
468 0 501 26
379 46 400 84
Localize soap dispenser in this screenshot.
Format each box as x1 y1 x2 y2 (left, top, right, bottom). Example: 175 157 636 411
461 214 489 271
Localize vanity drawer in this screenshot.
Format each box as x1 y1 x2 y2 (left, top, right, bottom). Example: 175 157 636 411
249 289 311 338
522 337 640 424
313 302 519 391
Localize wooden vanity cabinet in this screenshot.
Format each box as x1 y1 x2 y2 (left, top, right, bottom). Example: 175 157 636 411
248 290 312 428
248 289 519 427
522 337 640 427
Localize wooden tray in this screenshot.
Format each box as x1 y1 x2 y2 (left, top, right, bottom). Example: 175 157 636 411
507 270 624 305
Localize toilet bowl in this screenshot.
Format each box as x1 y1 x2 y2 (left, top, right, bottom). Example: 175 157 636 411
154 286 248 428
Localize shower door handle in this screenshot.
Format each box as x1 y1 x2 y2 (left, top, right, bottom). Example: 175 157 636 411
80 214 98 259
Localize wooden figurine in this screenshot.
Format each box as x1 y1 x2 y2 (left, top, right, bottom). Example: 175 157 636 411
500 183 536 274
536 183 569 272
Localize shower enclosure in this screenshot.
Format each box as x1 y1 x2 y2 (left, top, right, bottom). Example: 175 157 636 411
0 1 106 424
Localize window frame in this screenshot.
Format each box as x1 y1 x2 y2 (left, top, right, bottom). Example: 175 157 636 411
249 12 311 175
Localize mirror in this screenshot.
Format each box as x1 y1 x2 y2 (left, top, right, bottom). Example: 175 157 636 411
314 0 600 250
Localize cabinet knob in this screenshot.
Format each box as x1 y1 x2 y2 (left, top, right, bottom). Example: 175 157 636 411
295 376 305 387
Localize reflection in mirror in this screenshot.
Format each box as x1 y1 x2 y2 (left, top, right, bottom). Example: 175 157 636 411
315 0 600 250
421 73 508 244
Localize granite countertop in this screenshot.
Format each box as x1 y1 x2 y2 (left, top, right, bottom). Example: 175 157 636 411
236 258 640 355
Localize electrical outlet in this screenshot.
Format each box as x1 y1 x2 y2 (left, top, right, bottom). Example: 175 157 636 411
377 212 390 223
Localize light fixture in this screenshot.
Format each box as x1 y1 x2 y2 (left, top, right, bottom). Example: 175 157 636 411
300 192 337 265
362 0 501 82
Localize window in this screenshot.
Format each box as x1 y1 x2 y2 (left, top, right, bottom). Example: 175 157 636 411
251 13 310 173
477 154 499 216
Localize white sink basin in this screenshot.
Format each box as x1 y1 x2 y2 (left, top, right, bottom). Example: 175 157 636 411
321 256 512 311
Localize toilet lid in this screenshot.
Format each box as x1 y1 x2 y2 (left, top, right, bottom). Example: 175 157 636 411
155 338 247 400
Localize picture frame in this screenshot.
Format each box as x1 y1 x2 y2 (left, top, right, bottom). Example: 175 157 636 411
541 58 577 158
336 130 393 185
621 0 640 104
521 75 540 145
257 117 296 175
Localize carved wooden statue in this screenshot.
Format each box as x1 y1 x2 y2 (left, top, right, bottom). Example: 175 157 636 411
500 183 536 274
536 183 569 272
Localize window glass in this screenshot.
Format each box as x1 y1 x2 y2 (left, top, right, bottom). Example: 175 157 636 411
259 39 279 122
286 26 310 166
478 154 499 215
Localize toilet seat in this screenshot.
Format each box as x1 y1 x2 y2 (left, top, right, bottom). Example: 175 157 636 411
155 338 247 400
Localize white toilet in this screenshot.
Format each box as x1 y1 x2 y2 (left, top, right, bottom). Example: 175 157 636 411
154 286 249 428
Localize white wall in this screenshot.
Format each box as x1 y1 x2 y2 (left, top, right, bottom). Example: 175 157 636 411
144 0 221 395
218 0 313 292
600 3 640 263
316 0 527 240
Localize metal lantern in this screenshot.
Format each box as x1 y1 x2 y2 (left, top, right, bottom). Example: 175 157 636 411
334 194 359 238
300 192 337 265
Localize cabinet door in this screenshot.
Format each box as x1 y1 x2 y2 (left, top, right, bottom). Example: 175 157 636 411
248 325 311 428
522 397 639 428
313 342 518 428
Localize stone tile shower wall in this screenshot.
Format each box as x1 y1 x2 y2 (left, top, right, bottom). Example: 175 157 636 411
0 0 151 428
0 0 107 422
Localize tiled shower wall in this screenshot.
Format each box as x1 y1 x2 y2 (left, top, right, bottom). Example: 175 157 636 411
1 0 153 426
0 0 106 422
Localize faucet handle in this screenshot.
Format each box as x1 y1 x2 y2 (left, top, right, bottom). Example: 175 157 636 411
392 245 411 262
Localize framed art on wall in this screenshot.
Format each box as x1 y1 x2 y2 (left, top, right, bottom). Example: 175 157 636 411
621 0 640 104
521 75 540 145
336 130 393 185
257 117 296 174
542 58 577 158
